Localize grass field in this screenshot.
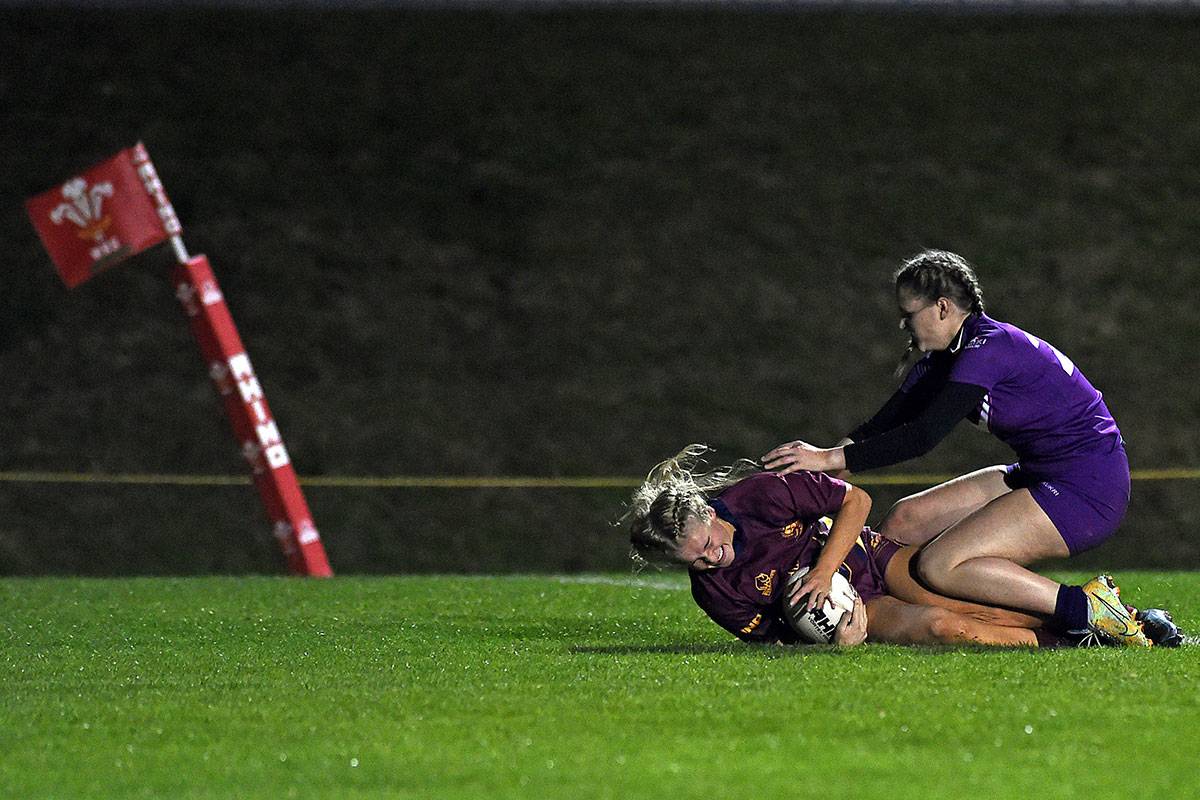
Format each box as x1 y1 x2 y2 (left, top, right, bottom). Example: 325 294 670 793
2 573 1197 799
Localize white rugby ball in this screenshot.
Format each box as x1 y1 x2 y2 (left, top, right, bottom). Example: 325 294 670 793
782 567 859 644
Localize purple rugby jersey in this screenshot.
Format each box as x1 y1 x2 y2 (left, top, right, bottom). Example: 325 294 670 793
689 472 887 644
905 313 1123 472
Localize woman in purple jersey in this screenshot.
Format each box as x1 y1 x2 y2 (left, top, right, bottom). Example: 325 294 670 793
622 445 1061 648
763 249 1158 647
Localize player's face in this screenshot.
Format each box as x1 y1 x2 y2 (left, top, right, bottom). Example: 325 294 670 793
675 508 735 571
898 290 950 352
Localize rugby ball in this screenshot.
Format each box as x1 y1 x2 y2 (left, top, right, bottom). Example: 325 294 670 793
782 567 859 644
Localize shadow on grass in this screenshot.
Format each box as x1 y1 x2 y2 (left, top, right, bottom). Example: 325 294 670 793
571 644 746 655
570 643 862 656
571 643 1043 657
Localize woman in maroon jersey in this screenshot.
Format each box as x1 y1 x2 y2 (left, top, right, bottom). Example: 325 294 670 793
622 445 1140 648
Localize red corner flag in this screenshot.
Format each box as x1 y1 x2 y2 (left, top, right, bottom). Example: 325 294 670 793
25 143 180 288
24 142 333 577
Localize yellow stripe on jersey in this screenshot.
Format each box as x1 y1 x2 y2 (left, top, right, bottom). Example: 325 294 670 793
819 515 869 581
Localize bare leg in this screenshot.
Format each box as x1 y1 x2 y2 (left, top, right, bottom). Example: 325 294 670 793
865 596 1037 647
882 544 1045 629
879 466 1010 547
915 489 1068 616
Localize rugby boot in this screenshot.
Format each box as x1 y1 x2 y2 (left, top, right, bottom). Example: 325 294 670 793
1082 575 1151 647
1136 608 1184 648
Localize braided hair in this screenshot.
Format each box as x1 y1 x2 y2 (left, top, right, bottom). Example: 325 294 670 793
620 445 759 569
891 249 986 375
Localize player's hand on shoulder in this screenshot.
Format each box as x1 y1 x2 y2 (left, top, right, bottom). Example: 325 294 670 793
832 595 867 647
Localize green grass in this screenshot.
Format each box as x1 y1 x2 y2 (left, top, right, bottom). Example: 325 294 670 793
2 573 1197 799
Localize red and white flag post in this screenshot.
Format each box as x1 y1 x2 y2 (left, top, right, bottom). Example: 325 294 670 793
25 142 333 577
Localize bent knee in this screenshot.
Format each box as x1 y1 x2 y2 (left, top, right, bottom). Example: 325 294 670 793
880 500 925 545
914 546 954 589
925 610 971 643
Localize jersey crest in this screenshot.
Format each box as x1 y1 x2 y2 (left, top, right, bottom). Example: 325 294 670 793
755 570 777 597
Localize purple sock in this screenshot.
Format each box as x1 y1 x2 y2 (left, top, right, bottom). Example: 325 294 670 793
1049 584 1089 634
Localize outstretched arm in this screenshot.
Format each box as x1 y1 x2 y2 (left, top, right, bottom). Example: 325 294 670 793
847 355 944 441
847 387 913 443
764 381 985 476
843 382 985 473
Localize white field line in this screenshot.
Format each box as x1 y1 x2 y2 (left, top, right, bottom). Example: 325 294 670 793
444 573 688 590
368 573 690 590
547 574 688 590
450 573 688 590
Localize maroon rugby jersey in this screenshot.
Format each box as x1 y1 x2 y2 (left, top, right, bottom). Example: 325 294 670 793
690 471 886 644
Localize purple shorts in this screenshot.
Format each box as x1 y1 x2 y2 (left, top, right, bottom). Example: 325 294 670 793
1003 447 1131 556
862 529 904 585
841 531 890 604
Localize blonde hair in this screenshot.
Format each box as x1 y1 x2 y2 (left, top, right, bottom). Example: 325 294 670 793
619 444 759 568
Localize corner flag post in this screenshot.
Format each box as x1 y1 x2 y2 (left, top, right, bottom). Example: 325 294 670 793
26 142 333 577
171 254 332 577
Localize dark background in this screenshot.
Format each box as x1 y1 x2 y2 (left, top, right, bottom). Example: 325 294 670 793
2 7 1198 574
